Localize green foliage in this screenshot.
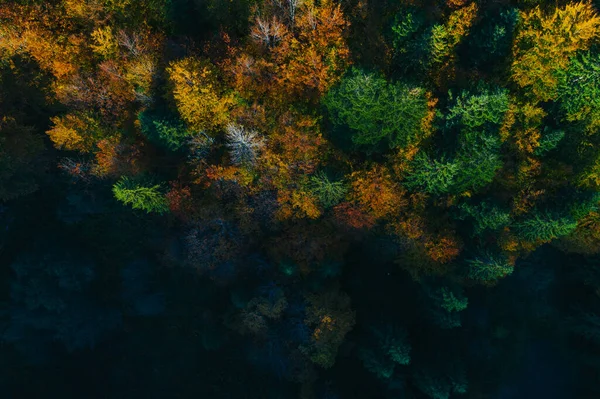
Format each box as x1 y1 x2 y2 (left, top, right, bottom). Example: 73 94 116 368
323 68 428 151
309 172 347 208
465 252 513 283
392 11 424 53
406 141 501 196
447 88 506 192
429 25 456 66
138 110 194 151
424 284 468 329
376 325 411 365
567 192 600 221
406 89 506 196
457 201 512 234
447 88 510 132
515 211 578 242
112 176 169 214
438 287 468 313
453 137 502 193
391 9 431 71
359 325 411 381
413 363 468 399
534 128 565 156
359 348 396 380
557 51 600 127
462 8 519 68
405 152 459 195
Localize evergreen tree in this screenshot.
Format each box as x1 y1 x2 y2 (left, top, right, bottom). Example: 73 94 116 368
405 152 459 195
113 176 169 214
457 201 511 234
557 51 600 131
323 68 428 151
138 110 194 151
515 211 578 242
309 171 347 209
465 251 514 284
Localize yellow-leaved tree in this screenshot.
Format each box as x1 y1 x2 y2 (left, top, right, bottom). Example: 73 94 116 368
512 2 600 102
167 57 234 132
430 2 478 66
46 112 105 152
428 2 478 87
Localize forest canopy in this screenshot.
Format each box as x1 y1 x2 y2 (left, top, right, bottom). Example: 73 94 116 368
2 0 600 398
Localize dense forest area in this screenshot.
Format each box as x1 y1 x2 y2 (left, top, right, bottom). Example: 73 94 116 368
2 0 600 397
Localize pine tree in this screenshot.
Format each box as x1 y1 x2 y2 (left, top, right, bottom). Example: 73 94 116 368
515 211 578 242
405 152 459 195
323 69 428 151
557 51 600 131
138 110 193 151
309 171 347 208
113 176 169 214
465 251 514 284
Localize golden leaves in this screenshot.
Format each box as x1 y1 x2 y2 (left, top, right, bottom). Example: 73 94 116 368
512 1 600 101
168 57 234 132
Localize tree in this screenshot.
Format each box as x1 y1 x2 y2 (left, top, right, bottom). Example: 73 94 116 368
405 152 459 195
284 0 351 98
323 69 428 151
462 8 519 69
225 123 265 166
534 128 564 156
464 251 514 284
423 284 468 329
445 88 507 192
453 134 503 193
557 51 600 131
359 325 411 381
167 57 234 132
391 8 430 68
301 287 356 368
90 26 119 59
412 361 468 399
112 176 169 214
512 2 600 102
515 211 578 243
46 112 107 152
406 88 507 196
138 110 193 151
309 171 347 209
231 0 350 105
429 2 478 67
446 88 510 132
457 201 511 234
350 166 407 219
